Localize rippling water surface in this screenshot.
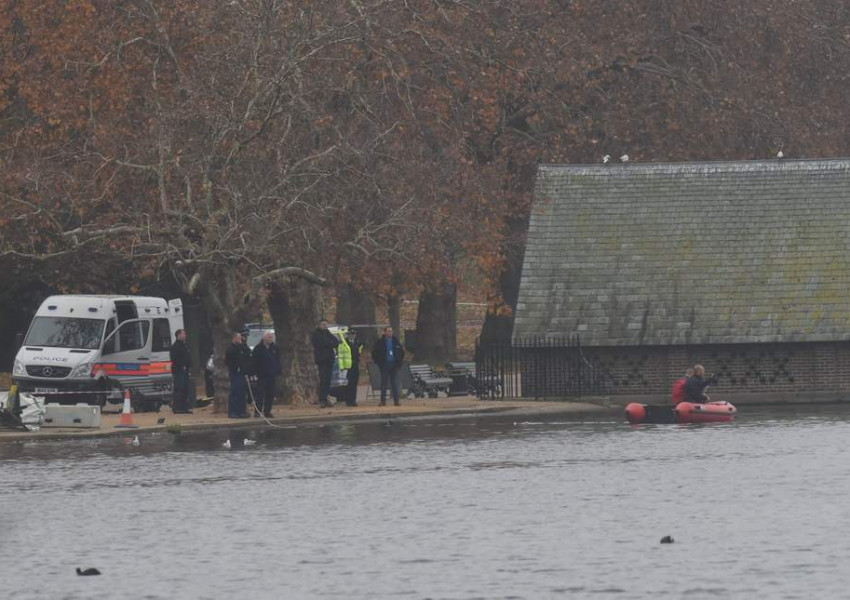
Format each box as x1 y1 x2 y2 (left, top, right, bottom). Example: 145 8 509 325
3 405 850 599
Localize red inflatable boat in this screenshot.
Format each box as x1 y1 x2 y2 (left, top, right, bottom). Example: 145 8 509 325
625 401 737 424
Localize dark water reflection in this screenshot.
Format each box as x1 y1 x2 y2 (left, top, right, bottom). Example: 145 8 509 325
4 405 850 599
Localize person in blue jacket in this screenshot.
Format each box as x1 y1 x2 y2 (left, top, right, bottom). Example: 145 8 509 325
371 326 405 406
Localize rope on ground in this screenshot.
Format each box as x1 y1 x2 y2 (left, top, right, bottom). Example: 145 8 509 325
244 376 297 430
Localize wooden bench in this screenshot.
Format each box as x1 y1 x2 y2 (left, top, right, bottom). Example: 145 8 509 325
408 364 454 398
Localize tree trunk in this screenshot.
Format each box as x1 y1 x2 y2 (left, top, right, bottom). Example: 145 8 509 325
480 215 528 344
334 283 376 327
267 277 321 406
414 281 457 364
197 269 258 413
387 293 401 335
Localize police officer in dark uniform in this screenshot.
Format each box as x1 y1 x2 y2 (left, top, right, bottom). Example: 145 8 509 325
170 329 193 414
311 320 339 408
225 330 253 418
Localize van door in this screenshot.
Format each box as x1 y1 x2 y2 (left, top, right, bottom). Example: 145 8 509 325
114 300 138 324
95 319 151 380
168 299 184 339
149 317 173 388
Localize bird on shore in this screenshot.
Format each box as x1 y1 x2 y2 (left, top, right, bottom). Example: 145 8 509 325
76 567 101 576
602 154 611 163
222 439 232 449
243 439 257 446
131 436 140 447
660 535 675 544
777 150 784 158
620 154 629 162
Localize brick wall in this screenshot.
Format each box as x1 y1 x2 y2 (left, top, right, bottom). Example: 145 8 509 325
518 342 850 400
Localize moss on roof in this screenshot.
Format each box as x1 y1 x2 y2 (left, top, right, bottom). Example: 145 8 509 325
513 159 850 345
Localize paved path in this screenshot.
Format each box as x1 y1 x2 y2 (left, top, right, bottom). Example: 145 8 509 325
0 392 614 443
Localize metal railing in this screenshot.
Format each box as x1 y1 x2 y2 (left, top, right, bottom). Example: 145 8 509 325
474 335 608 400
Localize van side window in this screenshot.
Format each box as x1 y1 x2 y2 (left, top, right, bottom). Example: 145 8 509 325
152 319 171 352
103 319 116 354
111 321 150 353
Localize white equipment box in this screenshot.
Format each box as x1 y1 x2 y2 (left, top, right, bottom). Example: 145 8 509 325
43 403 101 428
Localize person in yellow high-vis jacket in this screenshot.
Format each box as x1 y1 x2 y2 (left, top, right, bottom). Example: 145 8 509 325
336 330 352 370
342 328 364 406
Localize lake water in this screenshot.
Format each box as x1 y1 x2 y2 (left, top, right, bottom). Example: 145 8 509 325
3 405 850 599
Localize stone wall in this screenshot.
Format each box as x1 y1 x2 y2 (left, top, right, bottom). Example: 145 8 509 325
518 342 850 402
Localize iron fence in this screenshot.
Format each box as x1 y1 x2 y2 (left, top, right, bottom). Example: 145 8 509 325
474 335 608 400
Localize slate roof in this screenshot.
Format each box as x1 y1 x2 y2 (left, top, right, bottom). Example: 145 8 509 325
513 159 850 346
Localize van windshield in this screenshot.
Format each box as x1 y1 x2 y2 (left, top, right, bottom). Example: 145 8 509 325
24 317 105 350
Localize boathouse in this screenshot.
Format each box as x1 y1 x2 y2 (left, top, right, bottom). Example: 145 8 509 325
512 159 850 402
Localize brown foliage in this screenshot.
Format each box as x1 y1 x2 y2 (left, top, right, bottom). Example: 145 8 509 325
4 0 850 353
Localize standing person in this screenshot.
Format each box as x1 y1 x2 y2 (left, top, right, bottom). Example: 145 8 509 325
225 331 252 418
671 368 694 405
371 326 405 406
170 329 193 414
343 328 365 407
684 364 714 404
311 320 339 408
252 330 281 418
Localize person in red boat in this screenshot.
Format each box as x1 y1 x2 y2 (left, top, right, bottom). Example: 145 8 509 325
684 364 717 404
671 368 694 405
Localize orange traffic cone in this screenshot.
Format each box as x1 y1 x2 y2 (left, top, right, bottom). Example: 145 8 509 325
114 390 139 429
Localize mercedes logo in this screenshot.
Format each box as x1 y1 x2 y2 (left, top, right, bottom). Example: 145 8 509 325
42 366 53 377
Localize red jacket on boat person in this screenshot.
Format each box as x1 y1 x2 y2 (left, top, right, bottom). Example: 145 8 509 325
671 368 694 405
671 377 687 404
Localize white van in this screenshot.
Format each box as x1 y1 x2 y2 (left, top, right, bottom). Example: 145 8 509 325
12 295 185 411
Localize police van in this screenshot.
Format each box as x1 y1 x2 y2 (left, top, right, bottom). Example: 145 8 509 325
12 295 185 411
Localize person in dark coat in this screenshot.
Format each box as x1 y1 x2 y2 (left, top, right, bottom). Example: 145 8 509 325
252 330 281 417
225 330 253 418
344 328 365 407
311 320 339 408
684 364 715 404
371 326 405 406
170 329 193 414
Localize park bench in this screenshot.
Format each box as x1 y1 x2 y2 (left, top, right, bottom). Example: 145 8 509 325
446 362 503 398
408 364 454 398
444 362 475 396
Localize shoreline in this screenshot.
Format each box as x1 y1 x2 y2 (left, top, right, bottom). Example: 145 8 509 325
6 391 844 444
0 396 616 444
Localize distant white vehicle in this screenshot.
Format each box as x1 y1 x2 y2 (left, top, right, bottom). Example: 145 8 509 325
243 323 271 350
12 295 185 412
240 322 352 393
